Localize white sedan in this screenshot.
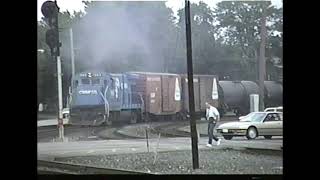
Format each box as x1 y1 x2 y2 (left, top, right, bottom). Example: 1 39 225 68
216 112 283 140
238 107 283 120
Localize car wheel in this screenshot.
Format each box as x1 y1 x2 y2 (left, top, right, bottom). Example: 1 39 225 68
246 127 258 140
223 135 233 140
264 135 272 139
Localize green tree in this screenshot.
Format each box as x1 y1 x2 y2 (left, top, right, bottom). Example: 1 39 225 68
175 2 213 73
38 21 57 107
214 1 282 80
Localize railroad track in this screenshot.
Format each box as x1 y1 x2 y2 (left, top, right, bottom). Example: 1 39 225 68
38 117 238 141
110 121 192 139
152 119 237 138
38 122 150 141
112 128 144 139
37 126 106 142
152 121 191 137
38 160 150 174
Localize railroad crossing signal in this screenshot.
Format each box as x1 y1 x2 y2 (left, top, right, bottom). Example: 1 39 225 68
41 1 65 142
41 0 61 56
41 1 58 19
45 29 58 50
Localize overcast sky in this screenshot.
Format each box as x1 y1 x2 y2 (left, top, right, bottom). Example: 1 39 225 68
37 0 282 21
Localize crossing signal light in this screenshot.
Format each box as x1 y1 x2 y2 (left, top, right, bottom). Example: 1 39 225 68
41 1 60 56
41 1 58 19
45 29 58 50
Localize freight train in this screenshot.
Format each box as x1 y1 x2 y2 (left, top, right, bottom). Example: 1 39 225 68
68 71 282 126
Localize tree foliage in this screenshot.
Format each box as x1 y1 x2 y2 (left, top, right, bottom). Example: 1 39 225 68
214 1 283 80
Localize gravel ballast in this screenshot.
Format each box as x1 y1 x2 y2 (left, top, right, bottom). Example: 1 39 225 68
55 148 282 174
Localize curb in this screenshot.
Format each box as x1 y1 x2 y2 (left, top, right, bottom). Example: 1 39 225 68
38 119 69 127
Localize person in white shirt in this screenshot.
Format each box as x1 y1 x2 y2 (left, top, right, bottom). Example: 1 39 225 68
205 102 221 147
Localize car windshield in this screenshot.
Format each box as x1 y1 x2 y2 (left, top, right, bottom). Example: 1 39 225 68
240 113 254 121
244 113 266 122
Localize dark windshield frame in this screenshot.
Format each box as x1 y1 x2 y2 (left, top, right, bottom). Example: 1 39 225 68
81 78 90 85
91 78 100 85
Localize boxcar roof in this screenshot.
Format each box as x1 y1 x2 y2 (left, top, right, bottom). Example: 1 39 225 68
127 71 180 76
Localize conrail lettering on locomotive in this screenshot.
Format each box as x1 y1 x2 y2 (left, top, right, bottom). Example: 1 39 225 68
78 90 98 95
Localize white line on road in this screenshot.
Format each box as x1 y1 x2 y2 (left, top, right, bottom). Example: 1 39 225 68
87 136 98 139
56 151 76 155
87 150 95 154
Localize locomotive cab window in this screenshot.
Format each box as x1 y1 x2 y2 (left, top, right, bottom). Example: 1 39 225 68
111 78 115 88
92 79 100 85
81 78 90 85
73 80 79 88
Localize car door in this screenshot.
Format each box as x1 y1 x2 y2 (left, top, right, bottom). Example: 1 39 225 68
275 113 283 136
260 113 282 136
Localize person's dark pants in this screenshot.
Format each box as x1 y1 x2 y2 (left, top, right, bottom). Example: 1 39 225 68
208 117 219 144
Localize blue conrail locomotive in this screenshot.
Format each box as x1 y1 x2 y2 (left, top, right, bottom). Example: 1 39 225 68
69 72 143 126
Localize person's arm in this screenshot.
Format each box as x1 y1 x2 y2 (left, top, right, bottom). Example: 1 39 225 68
214 108 220 121
206 109 209 120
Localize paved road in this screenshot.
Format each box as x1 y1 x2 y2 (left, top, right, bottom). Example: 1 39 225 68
38 114 56 120
38 137 282 160
38 119 69 127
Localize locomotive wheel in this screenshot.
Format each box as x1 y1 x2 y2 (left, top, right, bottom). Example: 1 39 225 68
130 111 138 124
176 113 183 121
105 113 113 126
145 113 150 122
106 119 112 126
140 111 144 122
137 111 142 122
146 113 153 122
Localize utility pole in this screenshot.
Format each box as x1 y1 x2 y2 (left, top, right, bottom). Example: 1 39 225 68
57 55 64 141
41 0 64 141
54 0 64 141
70 28 75 77
258 7 268 111
185 0 199 169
